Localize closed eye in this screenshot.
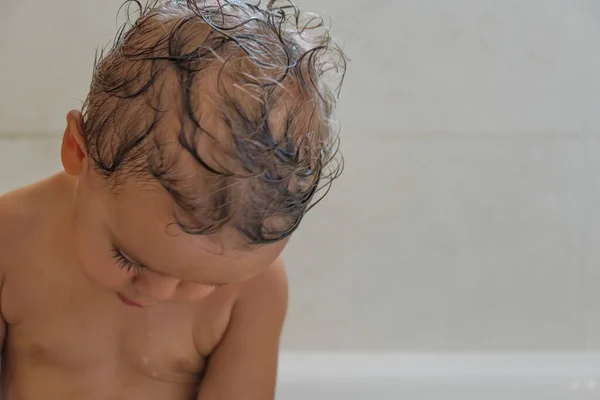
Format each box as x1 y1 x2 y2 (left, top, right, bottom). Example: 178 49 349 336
111 246 145 275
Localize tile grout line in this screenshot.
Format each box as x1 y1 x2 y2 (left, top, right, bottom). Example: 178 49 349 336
0 131 592 142
0 133 62 140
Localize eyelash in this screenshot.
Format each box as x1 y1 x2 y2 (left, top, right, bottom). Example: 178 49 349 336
111 247 145 275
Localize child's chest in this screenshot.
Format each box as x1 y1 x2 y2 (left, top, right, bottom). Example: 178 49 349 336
7 303 205 383
1 267 229 385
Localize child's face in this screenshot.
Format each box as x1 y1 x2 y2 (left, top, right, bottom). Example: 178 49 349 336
62 111 287 307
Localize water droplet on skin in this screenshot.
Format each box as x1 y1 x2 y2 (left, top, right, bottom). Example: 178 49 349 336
152 371 157 378
142 357 150 365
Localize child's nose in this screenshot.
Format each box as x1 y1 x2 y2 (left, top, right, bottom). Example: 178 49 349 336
133 271 179 302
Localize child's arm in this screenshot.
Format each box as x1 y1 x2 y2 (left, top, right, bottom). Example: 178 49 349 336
196 260 288 400
0 305 4 400
0 280 6 400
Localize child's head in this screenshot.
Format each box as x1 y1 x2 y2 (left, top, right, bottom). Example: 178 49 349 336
61 0 345 305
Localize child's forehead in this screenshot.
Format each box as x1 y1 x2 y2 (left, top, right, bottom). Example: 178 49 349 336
108 178 243 249
105 182 285 284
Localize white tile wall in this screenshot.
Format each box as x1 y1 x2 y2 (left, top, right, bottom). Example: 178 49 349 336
283 136 586 350
0 138 63 193
0 0 127 134
1 0 599 350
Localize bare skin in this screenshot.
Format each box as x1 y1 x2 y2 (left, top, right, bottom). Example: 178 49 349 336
0 111 289 400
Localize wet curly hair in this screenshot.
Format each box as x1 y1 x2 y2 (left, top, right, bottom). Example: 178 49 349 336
81 0 346 244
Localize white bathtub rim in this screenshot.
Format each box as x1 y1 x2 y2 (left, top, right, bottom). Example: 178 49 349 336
277 352 600 383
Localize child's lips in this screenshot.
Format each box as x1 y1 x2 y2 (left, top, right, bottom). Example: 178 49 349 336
117 292 145 308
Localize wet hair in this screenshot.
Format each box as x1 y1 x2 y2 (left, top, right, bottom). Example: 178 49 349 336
81 0 346 244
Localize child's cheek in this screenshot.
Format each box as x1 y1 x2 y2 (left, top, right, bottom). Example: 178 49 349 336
73 235 123 291
80 256 129 290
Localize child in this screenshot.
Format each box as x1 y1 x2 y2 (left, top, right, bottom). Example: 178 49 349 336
0 0 345 399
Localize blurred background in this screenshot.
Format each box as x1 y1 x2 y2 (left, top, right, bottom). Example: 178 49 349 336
1 0 599 352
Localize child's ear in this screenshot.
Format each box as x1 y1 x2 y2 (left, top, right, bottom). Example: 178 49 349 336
61 110 87 176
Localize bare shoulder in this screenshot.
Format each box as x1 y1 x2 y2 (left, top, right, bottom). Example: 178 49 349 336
235 257 288 313
222 257 289 347
0 191 32 251
193 259 288 399
191 258 288 356
215 257 289 338
0 173 71 240
0 175 66 275
0 191 31 282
